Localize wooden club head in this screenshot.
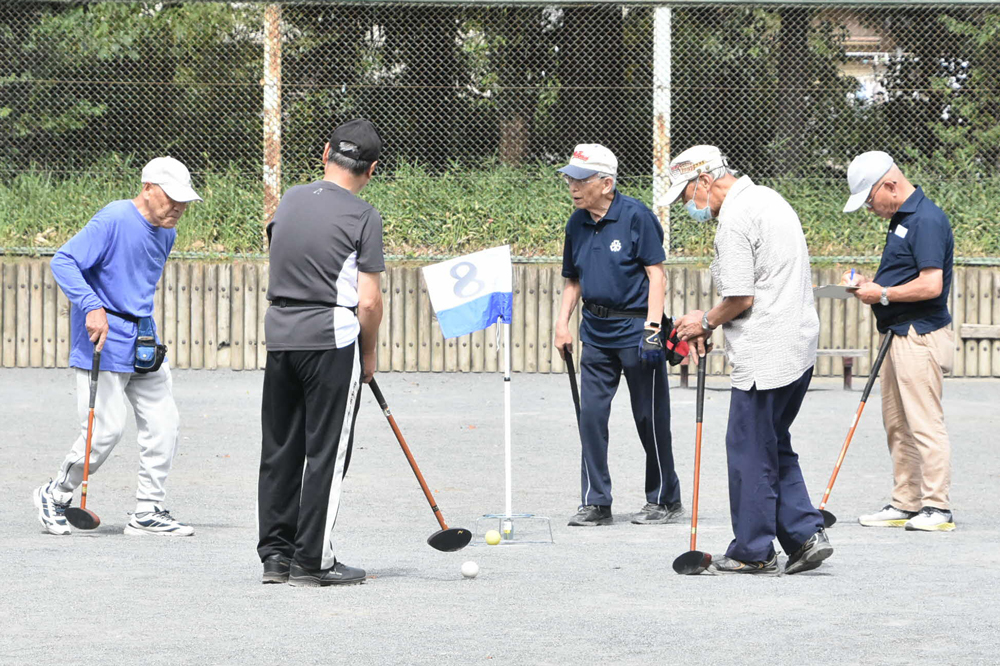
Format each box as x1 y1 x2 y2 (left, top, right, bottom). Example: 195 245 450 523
820 509 837 529
64 507 101 530
672 550 712 575
427 527 472 552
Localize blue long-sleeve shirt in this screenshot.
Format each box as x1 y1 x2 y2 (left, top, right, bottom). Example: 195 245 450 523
51 200 175 372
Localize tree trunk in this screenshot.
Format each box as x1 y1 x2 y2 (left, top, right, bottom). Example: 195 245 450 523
553 6 625 154
774 7 811 176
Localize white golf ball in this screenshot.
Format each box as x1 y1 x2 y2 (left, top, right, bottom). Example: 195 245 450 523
461 561 479 579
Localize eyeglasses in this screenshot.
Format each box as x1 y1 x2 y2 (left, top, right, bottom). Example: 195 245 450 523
864 180 894 209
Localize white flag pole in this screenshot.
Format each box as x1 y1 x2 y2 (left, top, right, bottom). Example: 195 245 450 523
503 319 512 522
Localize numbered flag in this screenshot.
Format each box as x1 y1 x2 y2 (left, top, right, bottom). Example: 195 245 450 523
421 245 514 339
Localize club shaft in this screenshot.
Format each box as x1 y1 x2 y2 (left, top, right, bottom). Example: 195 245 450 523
385 413 449 531
565 348 581 425
369 380 449 531
690 358 707 551
80 348 100 510
818 331 893 510
818 402 866 510
80 409 94 509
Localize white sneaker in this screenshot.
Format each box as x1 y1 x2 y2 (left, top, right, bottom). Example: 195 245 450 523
124 506 195 537
905 507 956 532
33 481 71 536
859 504 917 528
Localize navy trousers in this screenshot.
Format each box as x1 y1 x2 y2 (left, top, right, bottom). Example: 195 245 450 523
578 343 680 508
725 367 824 562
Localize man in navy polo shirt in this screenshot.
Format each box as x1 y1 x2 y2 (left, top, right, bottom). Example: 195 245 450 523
842 152 956 532
553 143 681 527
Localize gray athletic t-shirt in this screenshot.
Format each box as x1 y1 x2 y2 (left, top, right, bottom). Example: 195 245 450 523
265 180 385 350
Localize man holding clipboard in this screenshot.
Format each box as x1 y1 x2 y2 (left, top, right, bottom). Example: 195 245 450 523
841 151 956 532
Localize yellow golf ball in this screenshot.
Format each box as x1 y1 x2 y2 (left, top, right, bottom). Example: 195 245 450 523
485 529 501 545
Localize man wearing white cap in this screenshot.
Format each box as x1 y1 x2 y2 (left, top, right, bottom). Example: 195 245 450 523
554 144 683 528
840 152 956 532
33 156 201 537
669 145 831 575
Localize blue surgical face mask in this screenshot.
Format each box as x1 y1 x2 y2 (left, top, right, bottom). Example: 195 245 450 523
684 177 714 222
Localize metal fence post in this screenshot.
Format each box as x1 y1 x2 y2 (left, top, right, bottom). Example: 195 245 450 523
263 4 283 246
652 5 671 256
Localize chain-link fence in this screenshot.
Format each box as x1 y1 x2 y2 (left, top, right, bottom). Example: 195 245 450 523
3 2 1000 258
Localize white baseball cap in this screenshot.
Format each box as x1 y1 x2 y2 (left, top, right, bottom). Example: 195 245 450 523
558 144 618 180
141 157 203 203
843 151 894 213
664 145 727 204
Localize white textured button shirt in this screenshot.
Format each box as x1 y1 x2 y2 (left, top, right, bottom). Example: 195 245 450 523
710 176 819 391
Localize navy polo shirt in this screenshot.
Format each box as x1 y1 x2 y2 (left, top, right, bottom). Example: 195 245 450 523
561 191 666 348
872 186 953 335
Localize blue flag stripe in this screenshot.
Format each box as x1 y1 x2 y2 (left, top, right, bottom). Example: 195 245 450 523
436 292 513 339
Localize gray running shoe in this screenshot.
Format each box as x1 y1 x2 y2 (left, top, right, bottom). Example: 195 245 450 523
707 553 780 575
567 505 613 527
785 529 834 575
631 501 683 525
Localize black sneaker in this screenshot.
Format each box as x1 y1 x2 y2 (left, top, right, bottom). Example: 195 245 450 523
287 561 366 587
631 501 683 525
707 553 780 575
262 554 291 584
784 529 834 575
567 505 613 527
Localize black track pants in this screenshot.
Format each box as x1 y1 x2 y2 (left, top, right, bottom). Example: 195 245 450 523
257 344 361 570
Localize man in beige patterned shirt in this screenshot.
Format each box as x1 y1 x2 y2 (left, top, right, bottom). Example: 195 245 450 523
669 145 831 576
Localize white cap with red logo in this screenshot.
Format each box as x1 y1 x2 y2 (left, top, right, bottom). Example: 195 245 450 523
558 144 618 180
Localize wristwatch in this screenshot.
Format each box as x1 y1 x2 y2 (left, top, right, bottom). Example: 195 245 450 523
879 287 889 307
701 312 715 332
646 320 660 329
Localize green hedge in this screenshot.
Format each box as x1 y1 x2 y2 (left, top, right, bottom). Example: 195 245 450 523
1 160 996 258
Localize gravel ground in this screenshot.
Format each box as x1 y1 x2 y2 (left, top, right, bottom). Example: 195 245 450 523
2 368 998 665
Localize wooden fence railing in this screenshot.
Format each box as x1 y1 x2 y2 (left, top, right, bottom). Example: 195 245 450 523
2 258 998 378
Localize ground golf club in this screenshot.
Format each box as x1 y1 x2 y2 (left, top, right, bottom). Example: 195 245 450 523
817 331 895 528
368 378 471 552
673 356 712 575
64 345 102 531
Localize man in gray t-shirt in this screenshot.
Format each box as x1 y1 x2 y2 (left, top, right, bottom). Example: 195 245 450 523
668 144 831 577
257 119 385 587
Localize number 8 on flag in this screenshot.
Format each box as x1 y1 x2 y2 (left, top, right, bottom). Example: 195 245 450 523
422 245 514 339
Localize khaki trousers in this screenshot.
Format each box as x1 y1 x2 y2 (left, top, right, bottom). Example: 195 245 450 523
880 326 953 511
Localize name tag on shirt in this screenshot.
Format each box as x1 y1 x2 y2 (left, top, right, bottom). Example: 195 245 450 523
894 225 909 239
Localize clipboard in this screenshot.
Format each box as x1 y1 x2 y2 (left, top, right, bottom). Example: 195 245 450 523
813 284 859 300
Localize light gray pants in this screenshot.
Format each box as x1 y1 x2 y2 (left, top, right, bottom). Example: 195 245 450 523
53 363 180 513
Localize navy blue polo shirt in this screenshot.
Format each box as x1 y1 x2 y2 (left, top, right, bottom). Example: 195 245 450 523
872 186 953 335
561 191 666 347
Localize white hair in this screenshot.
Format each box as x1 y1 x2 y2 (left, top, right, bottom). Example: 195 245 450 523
597 171 617 189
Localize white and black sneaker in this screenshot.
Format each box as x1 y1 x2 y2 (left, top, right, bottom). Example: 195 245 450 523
124 506 195 537
33 481 71 536
858 504 916 528
904 507 956 532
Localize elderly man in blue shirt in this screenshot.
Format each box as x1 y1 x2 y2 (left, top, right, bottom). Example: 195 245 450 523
554 144 682 528
841 152 956 532
33 157 201 537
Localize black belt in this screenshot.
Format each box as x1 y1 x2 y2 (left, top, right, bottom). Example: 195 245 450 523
104 308 139 324
878 305 941 330
583 301 647 319
271 298 357 315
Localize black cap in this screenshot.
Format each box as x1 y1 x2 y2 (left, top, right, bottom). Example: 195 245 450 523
329 119 383 163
